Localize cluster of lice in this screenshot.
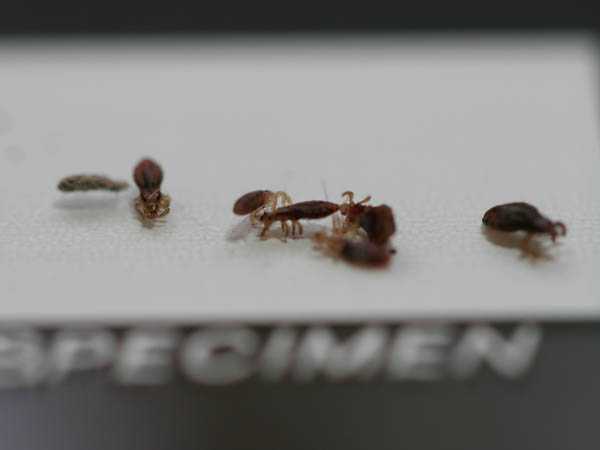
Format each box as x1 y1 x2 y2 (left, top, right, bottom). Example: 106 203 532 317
57 174 129 193
133 158 171 220
56 159 171 224
232 190 340 240
58 168 569 268
231 189 397 268
482 202 567 243
311 191 397 268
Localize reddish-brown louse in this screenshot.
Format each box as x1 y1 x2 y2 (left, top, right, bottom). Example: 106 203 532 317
482 202 566 242
233 190 292 224
259 200 340 239
133 158 171 220
313 232 391 268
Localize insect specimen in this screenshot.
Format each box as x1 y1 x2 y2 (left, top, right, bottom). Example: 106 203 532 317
259 201 340 239
57 175 129 192
313 232 391 268
482 202 566 242
233 190 292 224
133 158 171 220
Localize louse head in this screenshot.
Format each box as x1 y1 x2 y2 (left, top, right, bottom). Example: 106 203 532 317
339 191 371 217
57 178 77 192
482 207 497 226
548 221 567 242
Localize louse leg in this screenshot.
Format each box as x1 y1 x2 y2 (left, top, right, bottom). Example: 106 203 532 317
359 195 372 205
266 195 279 213
295 220 303 237
554 222 567 238
518 233 539 259
260 219 274 239
250 207 265 226
135 198 148 218
281 221 290 242
157 207 170 218
331 214 342 233
521 233 533 251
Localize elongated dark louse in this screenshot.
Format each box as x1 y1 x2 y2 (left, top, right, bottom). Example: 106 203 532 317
259 200 340 239
57 175 129 192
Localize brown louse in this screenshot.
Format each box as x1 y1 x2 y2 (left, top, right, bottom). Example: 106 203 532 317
133 158 171 220
259 200 340 240
57 174 129 193
233 190 292 224
482 202 566 242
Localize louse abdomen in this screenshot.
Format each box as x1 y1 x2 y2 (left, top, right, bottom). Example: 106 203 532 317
133 159 164 193
272 201 339 220
483 203 548 233
233 190 271 215
359 205 396 245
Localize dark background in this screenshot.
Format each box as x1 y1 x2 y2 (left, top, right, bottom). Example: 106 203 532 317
0 0 599 33
0 324 598 450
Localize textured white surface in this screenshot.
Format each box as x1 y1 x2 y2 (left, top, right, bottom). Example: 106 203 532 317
0 36 599 322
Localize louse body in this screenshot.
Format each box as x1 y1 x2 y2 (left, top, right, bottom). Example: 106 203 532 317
133 159 171 220
260 201 339 239
359 204 396 246
57 174 129 192
233 190 292 224
482 202 566 242
313 232 391 268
